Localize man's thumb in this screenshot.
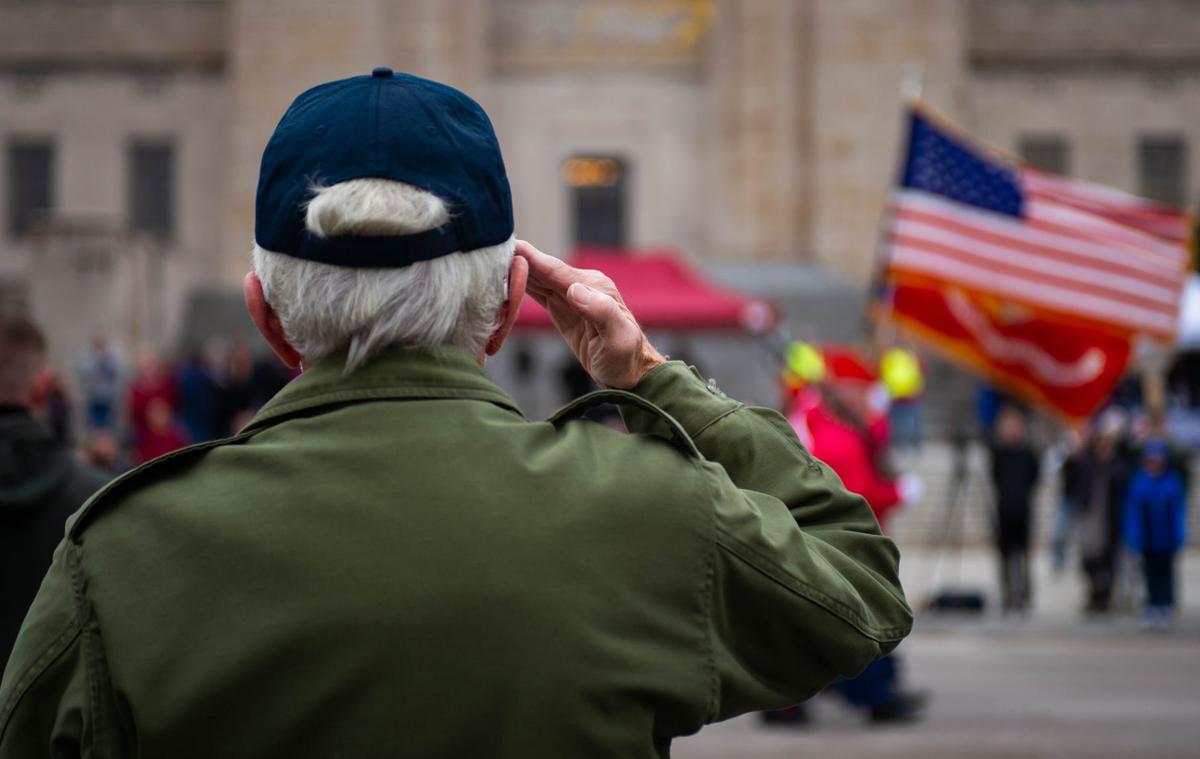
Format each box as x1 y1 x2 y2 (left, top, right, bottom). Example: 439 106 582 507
567 283 619 325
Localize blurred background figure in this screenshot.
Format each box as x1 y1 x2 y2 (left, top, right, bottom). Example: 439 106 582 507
79 428 125 475
221 335 292 434
1123 440 1189 629
132 395 186 465
989 405 1040 614
975 384 1008 440
177 344 224 443
777 342 927 724
0 316 109 666
1062 409 1130 616
1137 407 1190 489
126 350 179 457
77 334 123 434
29 365 71 445
880 344 925 457
1048 425 1084 574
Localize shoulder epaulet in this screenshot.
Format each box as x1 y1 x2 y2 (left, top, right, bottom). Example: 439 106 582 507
549 388 702 461
67 428 259 540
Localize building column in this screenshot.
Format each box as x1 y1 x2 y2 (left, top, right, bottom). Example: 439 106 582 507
809 0 967 282
705 0 814 262
222 0 390 284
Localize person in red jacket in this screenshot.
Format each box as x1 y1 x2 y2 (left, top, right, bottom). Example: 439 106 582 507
806 399 904 530
131 396 187 464
781 344 927 724
127 351 177 427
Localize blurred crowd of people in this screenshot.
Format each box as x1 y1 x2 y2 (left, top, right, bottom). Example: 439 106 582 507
35 333 294 474
759 339 1194 727
991 401 1190 629
4 319 295 664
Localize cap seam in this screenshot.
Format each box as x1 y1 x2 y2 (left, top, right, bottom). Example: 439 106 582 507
370 76 382 170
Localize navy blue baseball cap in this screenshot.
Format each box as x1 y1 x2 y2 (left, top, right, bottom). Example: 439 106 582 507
254 67 514 268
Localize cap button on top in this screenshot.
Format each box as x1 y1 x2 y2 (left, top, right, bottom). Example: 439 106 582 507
371 67 394 78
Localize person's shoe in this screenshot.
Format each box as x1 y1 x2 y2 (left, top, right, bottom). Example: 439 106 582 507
868 691 929 724
1151 607 1174 631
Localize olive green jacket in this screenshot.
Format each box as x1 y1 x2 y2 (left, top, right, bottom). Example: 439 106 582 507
0 348 911 758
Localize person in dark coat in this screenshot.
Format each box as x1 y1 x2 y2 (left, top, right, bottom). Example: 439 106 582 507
0 317 110 665
177 346 224 443
989 405 1041 613
1062 419 1129 614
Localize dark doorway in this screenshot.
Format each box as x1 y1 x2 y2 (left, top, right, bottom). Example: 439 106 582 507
129 140 176 239
564 155 627 248
7 140 54 238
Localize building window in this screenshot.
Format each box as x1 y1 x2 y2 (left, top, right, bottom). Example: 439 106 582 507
563 155 627 248
129 140 175 238
1019 135 1070 176
1139 136 1187 208
7 140 54 238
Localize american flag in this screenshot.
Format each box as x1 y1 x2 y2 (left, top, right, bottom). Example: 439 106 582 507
884 110 1190 339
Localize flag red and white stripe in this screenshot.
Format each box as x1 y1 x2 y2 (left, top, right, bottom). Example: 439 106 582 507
887 170 1190 339
1023 169 1192 247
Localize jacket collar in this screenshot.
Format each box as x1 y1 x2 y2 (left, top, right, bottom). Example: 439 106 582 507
244 346 523 433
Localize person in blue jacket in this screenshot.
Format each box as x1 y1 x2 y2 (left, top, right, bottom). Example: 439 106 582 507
1123 439 1189 628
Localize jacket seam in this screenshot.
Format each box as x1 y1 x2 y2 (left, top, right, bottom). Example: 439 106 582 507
698 461 720 724
714 526 911 642
251 386 522 427
690 404 743 439
0 618 82 742
67 544 108 755
69 431 256 539
270 379 511 397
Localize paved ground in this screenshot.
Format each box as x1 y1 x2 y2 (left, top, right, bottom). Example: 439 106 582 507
672 548 1200 759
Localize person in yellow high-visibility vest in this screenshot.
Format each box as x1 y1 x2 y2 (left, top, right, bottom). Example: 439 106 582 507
880 346 924 453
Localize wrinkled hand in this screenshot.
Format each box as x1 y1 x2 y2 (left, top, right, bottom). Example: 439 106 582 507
516 240 664 389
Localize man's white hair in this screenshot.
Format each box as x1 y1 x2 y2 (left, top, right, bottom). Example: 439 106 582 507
252 178 514 373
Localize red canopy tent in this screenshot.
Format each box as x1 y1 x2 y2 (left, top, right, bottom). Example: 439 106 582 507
515 247 778 333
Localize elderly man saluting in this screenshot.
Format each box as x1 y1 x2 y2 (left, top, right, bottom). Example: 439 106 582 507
0 69 911 757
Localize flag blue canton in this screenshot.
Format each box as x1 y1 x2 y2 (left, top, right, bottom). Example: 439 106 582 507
900 111 1024 218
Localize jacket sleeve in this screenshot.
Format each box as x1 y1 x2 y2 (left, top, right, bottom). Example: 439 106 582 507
1173 475 1188 552
1122 478 1140 553
0 543 87 758
622 362 913 721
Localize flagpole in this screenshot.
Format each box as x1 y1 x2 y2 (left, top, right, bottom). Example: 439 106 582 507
900 61 925 105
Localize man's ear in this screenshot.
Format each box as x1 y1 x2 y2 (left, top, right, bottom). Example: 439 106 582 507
484 254 528 359
243 271 304 369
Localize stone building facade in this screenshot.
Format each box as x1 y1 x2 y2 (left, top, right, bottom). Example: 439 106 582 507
1 0 1197 375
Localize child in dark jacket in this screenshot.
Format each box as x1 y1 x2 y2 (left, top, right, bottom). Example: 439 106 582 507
1123 439 1188 628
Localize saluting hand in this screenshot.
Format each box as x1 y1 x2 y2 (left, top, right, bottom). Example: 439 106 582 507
516 240 664 390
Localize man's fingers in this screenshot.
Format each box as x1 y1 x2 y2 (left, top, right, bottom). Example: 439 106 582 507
516 241 628 307
565 282 626 333
524 287 548 307
519 240 660 388
516 240 578 293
